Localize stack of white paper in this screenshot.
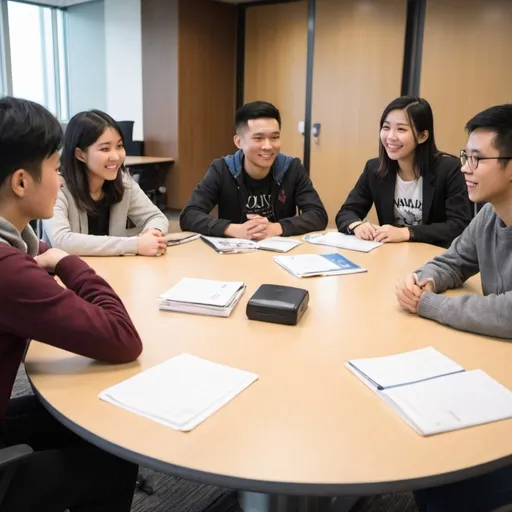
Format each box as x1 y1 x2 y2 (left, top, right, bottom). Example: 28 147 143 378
159 278 245 317
304 232 382 253
347 347 512 435
99 354 259 431
201 235 301 254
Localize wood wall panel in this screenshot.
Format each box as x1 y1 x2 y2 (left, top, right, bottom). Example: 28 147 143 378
177 0 237 210
420 0 512 156
244 1 308 160
142 0 237 209
141 0 178 159
310 0 407 226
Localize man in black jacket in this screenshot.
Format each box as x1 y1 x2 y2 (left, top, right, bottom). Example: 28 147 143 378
180 101 328 239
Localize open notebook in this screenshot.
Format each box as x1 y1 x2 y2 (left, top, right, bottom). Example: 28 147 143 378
201 235 301 254
99 354 258 432
166 232 200 246
304 232 382 253
347 347 512 436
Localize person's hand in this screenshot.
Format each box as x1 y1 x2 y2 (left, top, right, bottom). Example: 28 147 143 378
34 248 69 273
395 272 435 314
246 214 283 240
137 230 167 256
374 225 410 243
353 221 379 240
141 227 163 237
224 216 283 240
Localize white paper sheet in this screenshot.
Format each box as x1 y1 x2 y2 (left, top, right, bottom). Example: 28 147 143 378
99 354 258 432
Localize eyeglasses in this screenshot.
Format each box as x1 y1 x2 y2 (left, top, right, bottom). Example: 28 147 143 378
460 149 512 170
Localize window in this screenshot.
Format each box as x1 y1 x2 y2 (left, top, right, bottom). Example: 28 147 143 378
6 1 69 120
56 9 68 120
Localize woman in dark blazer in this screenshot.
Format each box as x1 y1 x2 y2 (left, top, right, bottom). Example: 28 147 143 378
336 96 472 248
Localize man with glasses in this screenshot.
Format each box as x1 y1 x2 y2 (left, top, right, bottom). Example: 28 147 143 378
395 104 512 511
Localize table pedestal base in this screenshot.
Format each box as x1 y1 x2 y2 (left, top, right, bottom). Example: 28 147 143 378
239 492 359 512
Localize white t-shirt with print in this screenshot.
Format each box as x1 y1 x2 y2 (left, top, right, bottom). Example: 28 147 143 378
393 175 423 227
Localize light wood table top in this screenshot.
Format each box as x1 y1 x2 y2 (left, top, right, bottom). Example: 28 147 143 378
124 156 174 166
25 239 512 495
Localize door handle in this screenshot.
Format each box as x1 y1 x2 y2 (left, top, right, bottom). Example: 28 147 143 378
312 123 321 144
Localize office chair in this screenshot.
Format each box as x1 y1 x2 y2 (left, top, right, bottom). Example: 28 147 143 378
0 444 33 508
136 471 156 495
118 120 144 157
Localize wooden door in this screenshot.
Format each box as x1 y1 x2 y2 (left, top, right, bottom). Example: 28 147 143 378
420 0 512 156
244 1 308 160
310 0 407 226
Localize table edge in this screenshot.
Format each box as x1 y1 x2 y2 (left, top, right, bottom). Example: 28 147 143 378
30 379 512 496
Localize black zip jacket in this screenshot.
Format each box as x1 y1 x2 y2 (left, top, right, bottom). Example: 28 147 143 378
180 150 328 237
335 155 472 248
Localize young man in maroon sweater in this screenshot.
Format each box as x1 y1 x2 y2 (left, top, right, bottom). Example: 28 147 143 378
0 97 143 511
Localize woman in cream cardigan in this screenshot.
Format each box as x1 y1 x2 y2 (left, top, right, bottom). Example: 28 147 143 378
43 110 168 256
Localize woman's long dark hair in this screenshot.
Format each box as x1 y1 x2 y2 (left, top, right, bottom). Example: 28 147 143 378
61 109 125 214
377 96 440 179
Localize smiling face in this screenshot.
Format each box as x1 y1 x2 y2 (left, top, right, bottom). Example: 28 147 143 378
75 126 125 183
234 118 281 178
462 128 512 205
380 108 428 163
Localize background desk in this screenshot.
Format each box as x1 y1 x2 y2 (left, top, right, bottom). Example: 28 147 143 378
125 156 174 167
25 240 512 509
125 156 174 209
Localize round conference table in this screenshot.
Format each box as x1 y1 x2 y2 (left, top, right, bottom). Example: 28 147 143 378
25 237 512 511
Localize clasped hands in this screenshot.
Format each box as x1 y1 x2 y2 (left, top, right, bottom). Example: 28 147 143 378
395 272 435 314
137 228 167 256
224 215 283 240
353 221 410 243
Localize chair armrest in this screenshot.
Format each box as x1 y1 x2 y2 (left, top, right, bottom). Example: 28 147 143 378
0 445 33 470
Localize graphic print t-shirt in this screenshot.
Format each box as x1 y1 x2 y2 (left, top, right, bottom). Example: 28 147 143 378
393 175 423 227
243 170 274 220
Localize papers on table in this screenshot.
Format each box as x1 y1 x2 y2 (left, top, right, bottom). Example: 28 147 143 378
273 253 366 278
347 347 512 436
99 353 258 431
201 235 301 254
256 237 302 253
347 347 464 390
159 278 245 317
166 232 200 246
304 232 382 253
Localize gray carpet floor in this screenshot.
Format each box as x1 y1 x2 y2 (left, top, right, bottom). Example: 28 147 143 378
11 365 418 512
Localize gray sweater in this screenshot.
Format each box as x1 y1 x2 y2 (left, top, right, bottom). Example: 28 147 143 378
418 203 512 339
42 172 169 256
0 218 39 256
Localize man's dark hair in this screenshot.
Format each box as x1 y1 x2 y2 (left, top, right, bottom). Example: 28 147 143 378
61 109 125 215
466 104 512 168
0 96 62 187
235 101 281 134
